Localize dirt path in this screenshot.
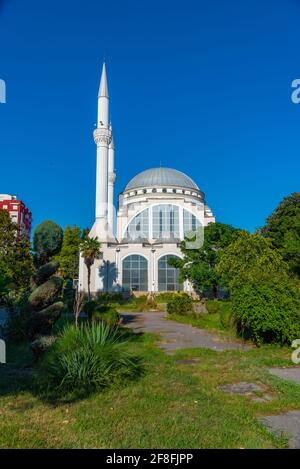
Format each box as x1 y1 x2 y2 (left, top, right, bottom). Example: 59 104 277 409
121 311 250 353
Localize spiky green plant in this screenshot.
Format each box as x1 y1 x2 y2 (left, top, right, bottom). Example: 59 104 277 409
41 322 142 397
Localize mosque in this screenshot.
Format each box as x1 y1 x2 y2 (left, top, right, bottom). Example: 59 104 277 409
78 64 215 294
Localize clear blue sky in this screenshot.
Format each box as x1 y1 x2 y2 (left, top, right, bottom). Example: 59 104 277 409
0 0 299 234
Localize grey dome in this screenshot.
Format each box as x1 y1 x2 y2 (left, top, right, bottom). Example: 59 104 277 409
125 167 199 191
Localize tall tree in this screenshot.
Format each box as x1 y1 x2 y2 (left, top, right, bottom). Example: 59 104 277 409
57 225 81 279
33 220 63 266
0 210 34 296
260 192 300 276
216 232 289 291
171 222 243 298
79 236 101 299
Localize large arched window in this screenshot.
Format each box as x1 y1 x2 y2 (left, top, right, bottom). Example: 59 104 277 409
124 205 201 242
125 209 149 241
152 205 180 240
183 209 201 237
158 254 183 291
122 255 148 291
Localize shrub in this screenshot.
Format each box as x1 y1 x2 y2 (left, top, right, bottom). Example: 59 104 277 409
41 322 142 397
28 276 63 312
26 301 64 340
5 307 27 342
33 261 60 286
93 307 120 328
155 292 177 303
167 293 193 315
232 275 300 345
96 292 124 303
30 335 56 359
63 279 75 311
83 298 98 319
206 301 219 315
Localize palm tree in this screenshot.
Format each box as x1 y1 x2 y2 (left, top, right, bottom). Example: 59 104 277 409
79 236 101 299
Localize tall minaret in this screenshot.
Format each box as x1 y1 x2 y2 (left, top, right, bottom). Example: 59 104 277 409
108 125 116 236
93 63 114 240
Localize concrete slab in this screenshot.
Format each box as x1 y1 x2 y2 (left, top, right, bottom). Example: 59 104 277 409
269 367 300 386
259 411 300 449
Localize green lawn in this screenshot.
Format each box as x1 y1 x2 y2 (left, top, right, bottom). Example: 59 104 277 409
168 300 238 341
0 324 299 449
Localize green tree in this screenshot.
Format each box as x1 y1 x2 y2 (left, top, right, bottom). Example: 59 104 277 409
260 192 300 276
57 225 81 279
0 210 34 296
231 271 300 345
33 220 63 266
170 222 243 298
79 236 101 299
216 232 289 291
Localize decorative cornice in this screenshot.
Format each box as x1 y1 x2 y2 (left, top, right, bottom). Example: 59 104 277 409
93 128 112 146
108 171 116 184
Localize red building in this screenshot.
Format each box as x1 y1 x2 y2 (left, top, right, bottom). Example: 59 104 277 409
0 194 32 237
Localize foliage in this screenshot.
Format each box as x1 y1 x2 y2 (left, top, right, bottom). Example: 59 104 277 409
216 232 289 291
0 210 34 298
260 192 300 277
26 302 65 340
92 307 120 328
26 261 63 358
79 236 101 299
155 292 178 303
56 225 82 279
167 293 193 315
63 279 75 311
28 276 63 312
206 300 233 328
4 308 26 342
41 322 142 397
30 335 56 360
33 220 63 266
0 272 10 302
96 292 124 303
171 222 243 298
33 261 60 287
232 273 300 345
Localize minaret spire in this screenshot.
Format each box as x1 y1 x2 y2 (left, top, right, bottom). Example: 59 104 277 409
97 62 109 128
98 62 109 98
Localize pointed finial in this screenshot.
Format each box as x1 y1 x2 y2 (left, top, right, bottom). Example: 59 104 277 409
98 62 109 98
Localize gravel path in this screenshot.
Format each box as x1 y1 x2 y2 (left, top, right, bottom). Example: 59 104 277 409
121 311 250 353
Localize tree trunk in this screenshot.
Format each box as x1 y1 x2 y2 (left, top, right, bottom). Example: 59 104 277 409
212 283 218 299
87 265 91 300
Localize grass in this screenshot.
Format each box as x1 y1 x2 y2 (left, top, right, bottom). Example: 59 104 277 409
168 300 239 342
0 322 300 448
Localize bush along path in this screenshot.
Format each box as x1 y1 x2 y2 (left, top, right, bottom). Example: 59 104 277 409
121 311 250 353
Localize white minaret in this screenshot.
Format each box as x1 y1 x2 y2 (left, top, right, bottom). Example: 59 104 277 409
93 63 114 240
108 126 116 236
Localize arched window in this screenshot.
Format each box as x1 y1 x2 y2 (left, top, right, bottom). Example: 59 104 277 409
125 209 149 241
183 209 201 237
158 254 183 291
152 204 180 240
122 255 148 291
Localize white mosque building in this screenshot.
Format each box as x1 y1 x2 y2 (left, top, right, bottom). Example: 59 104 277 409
79 64 215 294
